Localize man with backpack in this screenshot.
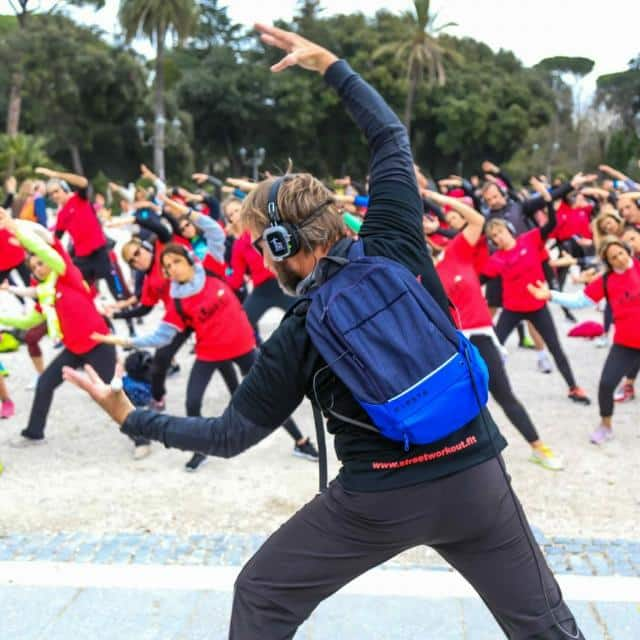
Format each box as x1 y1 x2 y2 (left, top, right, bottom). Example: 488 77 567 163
64 24 583 639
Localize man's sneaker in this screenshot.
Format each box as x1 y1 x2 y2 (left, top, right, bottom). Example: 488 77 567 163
568 387 591 405
147 397 166 412
0 362 9 377
185 453 208 472
167 363 181 377
293 438 319 462
133 444 152 460
537 352 553 374
519 335 536 349
9 434 46 448
590 424 614 445
529 444 564 471
614 383 635 403
1 399 15 419
26 376 39 391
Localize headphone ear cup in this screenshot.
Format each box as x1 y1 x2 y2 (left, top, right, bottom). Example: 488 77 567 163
284 223 300 256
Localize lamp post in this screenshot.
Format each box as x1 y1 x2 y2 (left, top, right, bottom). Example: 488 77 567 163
135 116 182 181
547 141 560 180
239 147 266 182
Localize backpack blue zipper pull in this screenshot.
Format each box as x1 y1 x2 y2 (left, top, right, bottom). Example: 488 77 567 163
403 432 410 452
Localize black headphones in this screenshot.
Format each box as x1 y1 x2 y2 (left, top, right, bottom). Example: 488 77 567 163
262 176 333 262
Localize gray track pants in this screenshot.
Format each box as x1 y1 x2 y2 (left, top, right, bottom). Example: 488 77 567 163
230 456 583 639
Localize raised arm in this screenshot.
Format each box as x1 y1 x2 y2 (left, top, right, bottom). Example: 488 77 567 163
36 167 88 190
424 190 485 246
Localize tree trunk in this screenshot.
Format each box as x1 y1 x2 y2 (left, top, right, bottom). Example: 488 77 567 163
403 65 418 142
6 71 23 137
153 25 166 181
69 143 84 176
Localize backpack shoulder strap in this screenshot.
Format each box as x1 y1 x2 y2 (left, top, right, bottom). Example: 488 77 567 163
602 272 609 302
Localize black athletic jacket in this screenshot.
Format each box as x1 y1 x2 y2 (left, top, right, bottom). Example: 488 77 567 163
121 60 506 492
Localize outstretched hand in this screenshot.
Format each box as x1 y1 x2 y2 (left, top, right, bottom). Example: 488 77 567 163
255 23 338 74
527 280 552 301
62 363 134 427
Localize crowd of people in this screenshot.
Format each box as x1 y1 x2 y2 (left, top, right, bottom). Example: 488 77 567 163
0 21 638 639
1 122 639 471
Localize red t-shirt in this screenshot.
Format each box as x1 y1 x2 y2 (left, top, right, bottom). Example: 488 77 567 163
436 234 493 329
0 229 26 271
55 191 106 257
482 228 547 312
551 201 594 242
52 239 109 354
226 231 275 290
584 260 640 349
164 267 255 361
140 239 172 309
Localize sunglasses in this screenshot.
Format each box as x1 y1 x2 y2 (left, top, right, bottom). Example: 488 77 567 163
127 246 142 267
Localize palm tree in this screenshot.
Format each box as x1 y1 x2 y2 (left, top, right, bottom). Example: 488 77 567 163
119 0 198 179
0 133 52 180
374 0 460 139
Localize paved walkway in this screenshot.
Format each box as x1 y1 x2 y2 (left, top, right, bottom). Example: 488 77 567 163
1 531 639 638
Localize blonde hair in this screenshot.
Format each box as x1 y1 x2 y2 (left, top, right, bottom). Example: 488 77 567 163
592 207 623 250
240 174 345 252
485 218 510 236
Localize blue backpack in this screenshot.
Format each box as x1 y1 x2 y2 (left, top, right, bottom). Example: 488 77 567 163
303 239 489 489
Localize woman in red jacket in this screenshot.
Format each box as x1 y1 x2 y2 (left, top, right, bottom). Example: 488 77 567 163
482 195 590 405
0 211 117 447
529 236 640 444
93 241 318 471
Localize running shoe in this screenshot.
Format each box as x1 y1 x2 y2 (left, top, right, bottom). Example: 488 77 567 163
613 383 635 403
133 443 152 460
8 434 46 448
594 335 609 349
293 438 319 462
0 362 8 377
147 397 166 412
518 335 536 349
185 453 208 472
529 445 564 471
568 387 591 405
26 376 39 391
590 425 614 445
536 352 553 374
1 399 15 419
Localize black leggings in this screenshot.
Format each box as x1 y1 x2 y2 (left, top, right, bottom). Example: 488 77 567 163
496 306 577 389
470 335 539 443
23 342 116 440
599 344 640 417
186 350 303 442
244 278 295 343
150 329 192 401
230 456 582 639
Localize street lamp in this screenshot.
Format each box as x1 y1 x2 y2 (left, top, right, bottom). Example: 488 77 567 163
135 116 182 180
239 147 266 182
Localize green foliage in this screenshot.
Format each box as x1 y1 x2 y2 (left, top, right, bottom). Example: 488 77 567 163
0 133 52 180
118 0 199 44
536 56 594 77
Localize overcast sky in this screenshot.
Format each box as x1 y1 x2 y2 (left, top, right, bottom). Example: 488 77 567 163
5 0 638 95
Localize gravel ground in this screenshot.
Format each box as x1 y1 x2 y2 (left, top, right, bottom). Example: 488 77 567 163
0 279 638 545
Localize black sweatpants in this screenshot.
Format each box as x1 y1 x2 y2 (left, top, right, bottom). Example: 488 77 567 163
470 334 539 443
73 246 112 285
186 350 303 442
243 278 295 343
23 342 116 440
599 344 640 417
230 456 582 639
496 306 577 389
150 329 192 402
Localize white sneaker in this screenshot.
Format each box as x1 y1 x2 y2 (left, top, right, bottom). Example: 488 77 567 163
529 444 564 471
537 352 553 374
594 335 609 348
26 376 39 391
133 444 152 460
